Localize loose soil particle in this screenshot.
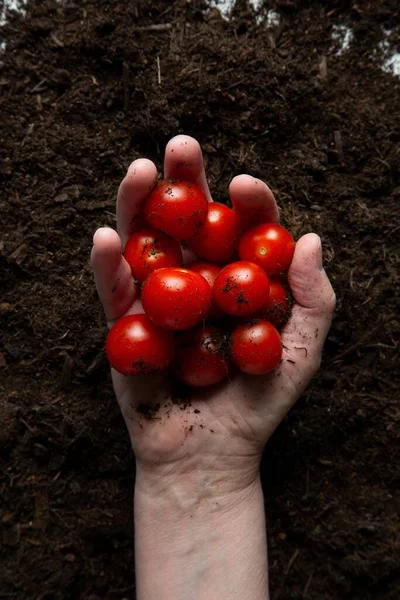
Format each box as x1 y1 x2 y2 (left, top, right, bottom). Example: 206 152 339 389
0 1 399 599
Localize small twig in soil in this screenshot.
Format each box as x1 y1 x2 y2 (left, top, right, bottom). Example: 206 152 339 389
20 418 36 434
109 585 135 594
123 62 130 113
30 79 47 93
51 33 64 47
303 569 315 597
156 56 161 85
319 55 328 79
285 548 300 574
224 77 246 92
267 32 276 49
134 23 172 32
332 323 382 363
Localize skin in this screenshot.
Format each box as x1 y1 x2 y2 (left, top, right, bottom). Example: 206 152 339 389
91 135 336 600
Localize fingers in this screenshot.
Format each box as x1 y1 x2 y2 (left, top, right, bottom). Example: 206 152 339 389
164 135 212 201
281 233 336 382
91 227 137 323
117 158 158 247
229 174 279 229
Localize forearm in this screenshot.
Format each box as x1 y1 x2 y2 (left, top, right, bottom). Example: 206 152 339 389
134 466 269 600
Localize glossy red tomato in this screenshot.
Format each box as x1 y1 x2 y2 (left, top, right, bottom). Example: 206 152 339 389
239 223 295 275
190 260 222 318
105 314 175 375
188 202 240 264
173 325 230 387
142 267 212 330
124 228 183 283
143 180 208 240
213 261 270 317
258 277 291 329
230 320 282 375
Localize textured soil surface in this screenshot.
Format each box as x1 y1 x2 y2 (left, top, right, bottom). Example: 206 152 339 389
1 1 399 598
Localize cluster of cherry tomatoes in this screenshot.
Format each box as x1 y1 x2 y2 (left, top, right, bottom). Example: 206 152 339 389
106 180 295 387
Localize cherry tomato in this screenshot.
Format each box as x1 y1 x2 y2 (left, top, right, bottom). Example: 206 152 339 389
190 260 222 318
188 202 240 264
124 228 183 283
173 325 230 387
143 180 208 240
258 277 291 329
105 314 175 376
238 223 295 275
142 267 212 330
230 320 282 375
213 261 270 317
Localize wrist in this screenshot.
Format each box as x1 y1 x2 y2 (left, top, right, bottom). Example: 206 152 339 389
134 450 261 504
134 466 269 600
135 461 261 522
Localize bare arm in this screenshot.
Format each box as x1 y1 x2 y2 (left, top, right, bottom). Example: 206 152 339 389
135 471 268 600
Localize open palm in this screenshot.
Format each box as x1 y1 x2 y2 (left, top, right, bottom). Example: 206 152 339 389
91 135 335 491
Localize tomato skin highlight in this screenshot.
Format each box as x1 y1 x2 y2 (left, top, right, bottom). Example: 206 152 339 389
141 267 212 331
230 320 282 375
258 276 291 329
106 314 175 376
239 223 295 275
124 228 183 283
213 261 270 317
173 325 230 387
143 179 208 240
188 202 240 264
190 260 222 318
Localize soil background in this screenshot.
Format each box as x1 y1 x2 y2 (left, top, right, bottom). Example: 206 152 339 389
1 1 399 598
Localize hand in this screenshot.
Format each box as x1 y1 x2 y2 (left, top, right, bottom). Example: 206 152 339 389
91 135 336 496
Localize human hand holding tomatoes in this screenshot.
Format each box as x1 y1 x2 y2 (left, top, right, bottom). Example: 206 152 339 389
91 134 335 496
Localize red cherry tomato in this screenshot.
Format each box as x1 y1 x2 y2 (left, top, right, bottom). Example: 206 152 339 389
188 202 240 264
213 261 270 317
190 261 222 318
143 180 208 240
258 277 291 329
239 223 295 275
124 228 183 283
142 267 212 330
105 314 175 375
230 320 282 375
173 325 230 387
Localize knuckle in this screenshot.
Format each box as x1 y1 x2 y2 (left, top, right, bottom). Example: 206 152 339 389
325 288 337 313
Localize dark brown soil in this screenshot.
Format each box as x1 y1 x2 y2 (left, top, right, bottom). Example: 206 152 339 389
1 1 399 598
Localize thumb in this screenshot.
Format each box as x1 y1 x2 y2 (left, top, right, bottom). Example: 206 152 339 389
280 233 336 382
288 233 336 315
